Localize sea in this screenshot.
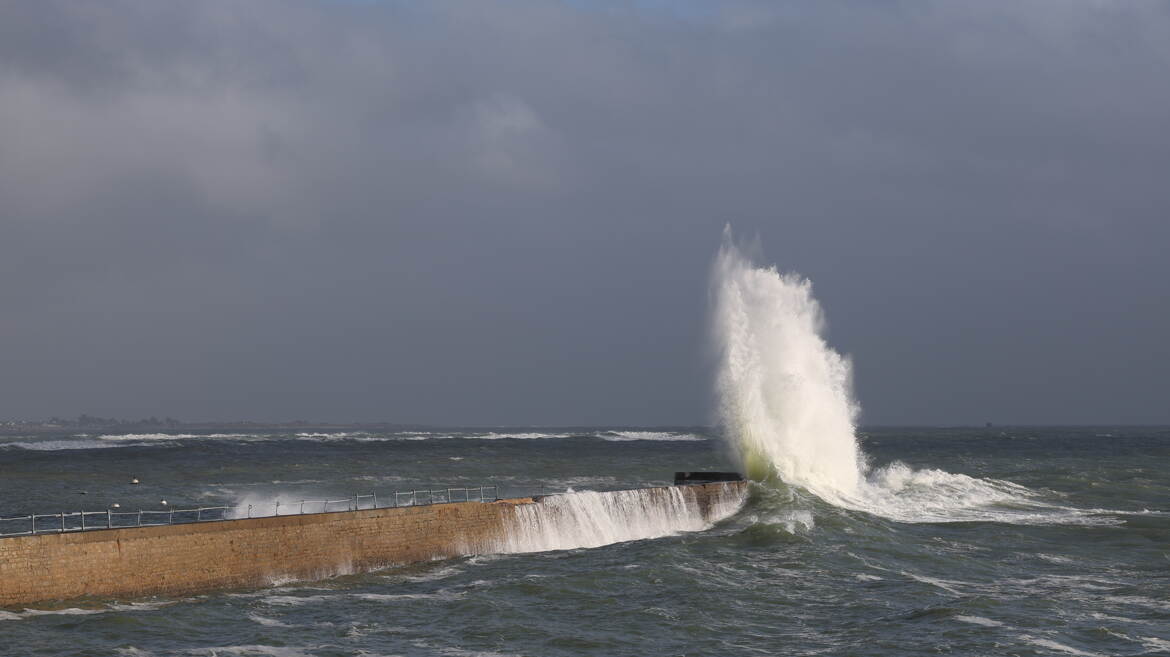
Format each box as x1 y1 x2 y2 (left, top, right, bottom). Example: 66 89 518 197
4 235 1169 655
1 425 1168 657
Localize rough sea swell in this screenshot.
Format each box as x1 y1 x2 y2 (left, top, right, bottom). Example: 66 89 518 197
711 229 1127 526
0 235 1166 655
2 427 1168 656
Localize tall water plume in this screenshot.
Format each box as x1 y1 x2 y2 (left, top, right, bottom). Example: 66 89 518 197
710 227 865 502
709 228 1091 523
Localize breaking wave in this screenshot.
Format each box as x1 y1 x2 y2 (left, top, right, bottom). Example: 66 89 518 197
0 430 707 451
598 431 707 442
710 228 1108 525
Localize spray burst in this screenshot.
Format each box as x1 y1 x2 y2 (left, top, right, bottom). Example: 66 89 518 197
711 227 866 498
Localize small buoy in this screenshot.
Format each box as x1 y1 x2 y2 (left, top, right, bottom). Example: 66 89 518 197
110 503 120 509
77 490 87 495
130 478 140 485
160 500 168 506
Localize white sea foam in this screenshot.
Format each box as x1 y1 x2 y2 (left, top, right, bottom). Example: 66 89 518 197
2 429 705 450
260 594 335 607
1141 637 1170 652
1019 636 1105 657
1 606 116 620
108 601 173 612
473 431 571 440
352 590 464 602
0 600 181 622
293 432 376 440
954 615 1004 627
384 563 465 583
710 228 1115 525
767 510 815 533
0 439 120 451
245 614 293 628
599 431 707 442
191 646 316 657
98 433 252 441
410 643 523 657
901 570 968 596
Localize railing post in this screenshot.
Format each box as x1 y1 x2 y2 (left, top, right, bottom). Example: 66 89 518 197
170 508 174 524
300 501 305 514
81 511 86 531
274 500 280 516
107 510 112 528
137 510 142 526
31 515 36 535
372 492 378 508
59 512 65 533
247 504 252 518
197 508 202 521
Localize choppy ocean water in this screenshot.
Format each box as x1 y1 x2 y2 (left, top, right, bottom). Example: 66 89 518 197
1 426 1168 656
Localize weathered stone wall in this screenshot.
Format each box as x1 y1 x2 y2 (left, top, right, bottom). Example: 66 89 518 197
0 482 743 607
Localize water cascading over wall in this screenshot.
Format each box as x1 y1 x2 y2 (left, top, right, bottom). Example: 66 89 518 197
484 484 746 554
0 482 746 606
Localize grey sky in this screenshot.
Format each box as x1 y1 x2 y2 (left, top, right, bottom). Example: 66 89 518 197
2 1 1168 425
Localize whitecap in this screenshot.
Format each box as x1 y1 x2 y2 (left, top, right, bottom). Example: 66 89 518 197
98 433 247 441
1 439 120 451
600 431 707 442
16 607 108 618
1141 637 1170 652
352 590 464 602
246 614 293 628
473 432 571 440
190 646 315 657
901 570 968 596
260 594 334 606
1019 636 1105 657
954 615 1003 627
384 563 464 583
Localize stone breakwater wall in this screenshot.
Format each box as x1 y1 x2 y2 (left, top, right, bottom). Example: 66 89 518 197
0 482 745 606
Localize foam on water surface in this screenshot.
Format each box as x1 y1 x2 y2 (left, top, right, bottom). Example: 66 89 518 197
0 429 708 450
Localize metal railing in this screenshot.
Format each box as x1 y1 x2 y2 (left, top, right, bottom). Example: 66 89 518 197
0 485 500 537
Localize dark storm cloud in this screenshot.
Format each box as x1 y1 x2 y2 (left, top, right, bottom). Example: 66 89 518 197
2 1 1168 424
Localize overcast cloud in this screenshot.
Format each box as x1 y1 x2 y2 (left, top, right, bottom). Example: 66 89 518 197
1 1 1168 425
